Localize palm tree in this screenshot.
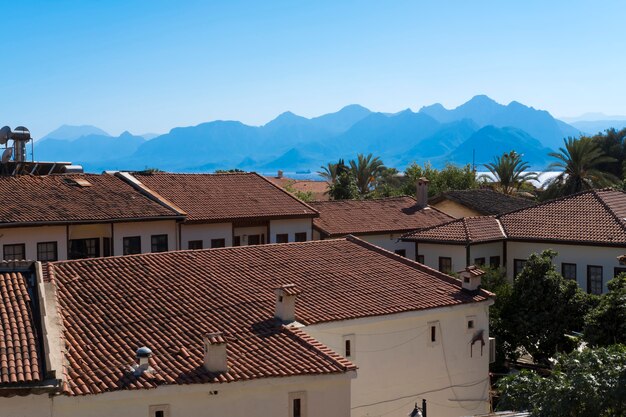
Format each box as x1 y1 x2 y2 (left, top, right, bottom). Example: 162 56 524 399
544 137 618 198
482 151 538 195
318 159 348 183
349 153 385 196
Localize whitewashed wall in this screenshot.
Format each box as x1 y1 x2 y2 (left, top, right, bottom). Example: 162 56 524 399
113 220 178 255
0 225 66 261
468 242 504 267
360 233 416 259
417 243 466 272
0 373 352 417
506 241 626 293
181 223 232 249
304 302 492 417
431 200 482 219
269 218 313 243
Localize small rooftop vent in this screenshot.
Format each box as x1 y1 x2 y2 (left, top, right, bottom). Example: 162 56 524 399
64 177 92 187
274 284 302 323
133 346 153 376
203 332 228 373
458 265 485 292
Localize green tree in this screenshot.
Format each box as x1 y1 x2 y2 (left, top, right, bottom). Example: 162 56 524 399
592 127 626 179
584 274 626 346
499 250 590 363
544 137 618 199
370 167 405 198
403 162 477 197
318 159 347 183
497 345 626 417
482 151 538 195
327 170 359 200
214 168 245 173
479 266 513 371
349 153 385 196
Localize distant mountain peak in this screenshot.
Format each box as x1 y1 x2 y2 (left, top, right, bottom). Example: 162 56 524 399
40 124 111 141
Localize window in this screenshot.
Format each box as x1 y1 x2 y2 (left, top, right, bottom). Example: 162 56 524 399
188 240 203 250
428 321 440 346
395 249 407 257
233 236 241 246
614 267 626 278
294 232 307 242
103 237 111 257
562 263 577 281
468 319 475 329
438 257 452 274
247 234 261 245
3 243 25 261
489 256 501 267
210 238 226 248
417 254 425 264
276 233 289 244
587 265 603 295
123 236 141 255
148 405 170 417
474 257 485 266
151 235 168 253
69 238 99 260
513 259 527 277
289 392 307 417
466 315 476 333
343 334 355 359
37 242 58 262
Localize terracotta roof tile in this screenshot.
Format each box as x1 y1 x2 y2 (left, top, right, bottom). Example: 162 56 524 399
131 172 318 223
266 177 330 201
430 189 535 215
0 174 180 226
403 216 506 244
0 271 43 385
310 197 453 237
499 188 626 245
46 237 489 395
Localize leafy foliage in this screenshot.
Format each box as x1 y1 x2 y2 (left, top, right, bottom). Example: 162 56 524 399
584 274 626 347
543 137 618 199
349 153 385 195
214 168 245 173
402 162 478 197
327 170 359 200
498 250 591 363
497 345 626 417
482 151 538 195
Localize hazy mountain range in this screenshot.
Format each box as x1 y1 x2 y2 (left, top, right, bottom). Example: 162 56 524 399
32 95 626 173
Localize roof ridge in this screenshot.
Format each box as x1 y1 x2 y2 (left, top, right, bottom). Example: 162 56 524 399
589 188 626 234
252 172 320 215
345 235 493 299
310 195 417 204
497 188 599 220
461 217 472 244
401 216 464 239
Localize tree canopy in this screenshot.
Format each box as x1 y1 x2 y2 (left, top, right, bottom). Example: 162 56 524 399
583 274 626 347
482 151 538 195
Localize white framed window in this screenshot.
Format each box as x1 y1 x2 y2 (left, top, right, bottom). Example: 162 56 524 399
466 315 476 333
148 404 170 417
428 321 440 346
289 391 307 417
342 334 356 360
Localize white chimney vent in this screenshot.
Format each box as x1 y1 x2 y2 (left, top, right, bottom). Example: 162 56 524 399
458 266 485 292
274 284 302 323
133 346 153 375
203 332 228 373
416 177 429 208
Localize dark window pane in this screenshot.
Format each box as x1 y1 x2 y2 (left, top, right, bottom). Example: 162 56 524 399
587 266 603 295
293 398 301 417
151 235 168 253
562 263 577 280
438 257 452 274
103 237 112 257
3 243 26 261
276 234 289 244
417 255 425 264
514 259 527 277
615 267 626 278
123 236 141 255
210 238 226 248
37 242 58 262
395 249 407 257
69 238 99 260
155 411 164 417
233 236 241 247
489 256 500 267
294 232 307 242
188 240 203 250
247 235 261 245
431 325 436 342
474 257 485 266
345 340 351 357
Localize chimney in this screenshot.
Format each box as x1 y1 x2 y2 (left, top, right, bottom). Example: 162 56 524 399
277 170 284 179
274 284 302 323
203 332 228 373
134 346 153 375
458 266 485 292
416 177 429 208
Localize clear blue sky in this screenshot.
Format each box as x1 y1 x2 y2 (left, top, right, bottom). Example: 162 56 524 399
1 0 625 137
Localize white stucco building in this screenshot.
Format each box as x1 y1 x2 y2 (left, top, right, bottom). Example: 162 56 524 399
403 188 626 294
0 237 493 417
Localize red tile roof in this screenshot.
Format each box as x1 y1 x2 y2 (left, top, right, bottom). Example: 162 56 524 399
266 177 330 201
499 189 626 245
45 237 489 396
403 216 506 244
129 172 318 223
0 271 42 385
0 174 181 226
406 189 626 246
310 197 453 237
429 189 535 215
